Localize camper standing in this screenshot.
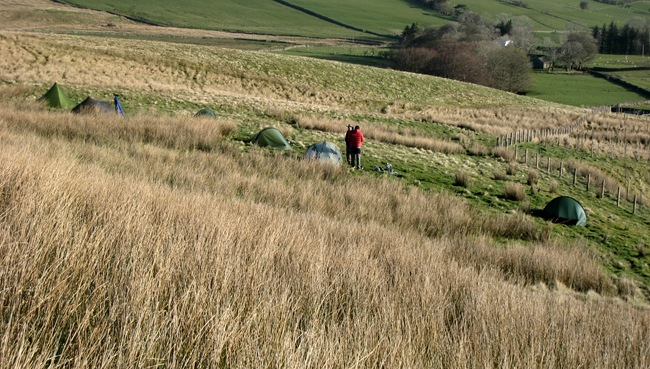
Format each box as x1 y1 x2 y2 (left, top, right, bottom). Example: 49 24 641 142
348 125 365 169
344 125 353 166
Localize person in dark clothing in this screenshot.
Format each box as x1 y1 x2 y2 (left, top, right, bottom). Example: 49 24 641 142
344 125 353 166
347 125 365 169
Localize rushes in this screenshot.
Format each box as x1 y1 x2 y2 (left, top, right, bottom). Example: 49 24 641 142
1 104 649 368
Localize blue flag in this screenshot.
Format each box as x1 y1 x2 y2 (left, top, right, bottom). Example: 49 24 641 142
114 95 125 116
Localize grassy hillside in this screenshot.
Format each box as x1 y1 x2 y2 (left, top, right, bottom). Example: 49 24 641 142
2 97 649 368
1 2 650 367
57 0 373 39
60 0 650 37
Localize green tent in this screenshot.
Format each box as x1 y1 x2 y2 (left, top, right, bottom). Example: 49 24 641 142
39 83 74 109
252 127 291 150
195 108 217 118
304 141 342 165
543 196 587 226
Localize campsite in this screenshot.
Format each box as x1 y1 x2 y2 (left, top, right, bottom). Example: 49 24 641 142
1 0 649 368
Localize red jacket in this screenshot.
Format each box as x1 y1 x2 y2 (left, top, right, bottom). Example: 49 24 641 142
348 129 364 147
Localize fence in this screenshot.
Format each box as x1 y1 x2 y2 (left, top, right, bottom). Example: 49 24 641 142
501 145 646 215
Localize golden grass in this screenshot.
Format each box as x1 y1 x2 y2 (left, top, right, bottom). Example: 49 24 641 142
2 105 649 367
295 115 464 154
504 182 527 201
0 5 649 365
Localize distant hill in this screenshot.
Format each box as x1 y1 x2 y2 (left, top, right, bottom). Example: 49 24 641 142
60 0 650 39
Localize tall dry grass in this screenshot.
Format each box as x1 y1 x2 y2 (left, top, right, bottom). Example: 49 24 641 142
294 115 464 154
2 105 649 368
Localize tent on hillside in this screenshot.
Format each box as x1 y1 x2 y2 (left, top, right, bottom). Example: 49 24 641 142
304 141 342 165
71 96 114 115
195 108 217 118
543 196 587 226
39 83 75 109
252 127 291 150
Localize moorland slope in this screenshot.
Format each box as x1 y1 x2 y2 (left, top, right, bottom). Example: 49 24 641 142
1 1 649 368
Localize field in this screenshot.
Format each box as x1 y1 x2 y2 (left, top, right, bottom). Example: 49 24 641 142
60 0 650 37
528 71 649 107
2 1 650 367
587 54 650 92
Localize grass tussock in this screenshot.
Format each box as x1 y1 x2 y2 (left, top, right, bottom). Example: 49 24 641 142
445 236 615 294
493 171 508 181
504 182 526 201
527 169 539 186
454 170 471 188
492 146 515 162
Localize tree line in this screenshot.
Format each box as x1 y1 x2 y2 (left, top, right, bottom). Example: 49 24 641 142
592 21 650 55
390 13 536 94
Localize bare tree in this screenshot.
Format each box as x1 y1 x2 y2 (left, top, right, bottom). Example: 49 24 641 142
542 37 562 72
509 16 536 54
485 46 532 93
560 32 598 70
426 40 492 85
390 47 436 73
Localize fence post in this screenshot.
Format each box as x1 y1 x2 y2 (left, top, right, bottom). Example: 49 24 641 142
536 153 539 169
587 174 591 191
601 180 605 198
515 145 518 161
633 194 637 214
573 168 577 186
547 157 551 174
525 149 529 165
617 187 621 206
559 161 563 178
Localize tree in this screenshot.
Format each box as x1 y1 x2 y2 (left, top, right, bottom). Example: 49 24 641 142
485 47 532 93
426 40 490 85
496 19 513 36
508 16 535 54
390 47 436 73
580 1 589 10
458 11 497 42
400 23 420 46
560 32 598 70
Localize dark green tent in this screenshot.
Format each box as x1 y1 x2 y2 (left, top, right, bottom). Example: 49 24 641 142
304 141 342 165
252 127 290 150
543 196 587 226
71 97 114 115
39 83 74 109
195 108 217 118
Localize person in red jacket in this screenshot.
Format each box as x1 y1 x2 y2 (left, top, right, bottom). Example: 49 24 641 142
348 125 365 169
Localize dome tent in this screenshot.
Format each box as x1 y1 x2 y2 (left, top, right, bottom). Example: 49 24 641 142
39 83 75 109
304 141 342 165
195 108 217 118
543 196 587 226
71 96 114 115
252 127 291 150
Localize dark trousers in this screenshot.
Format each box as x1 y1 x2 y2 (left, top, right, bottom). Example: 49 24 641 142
346 145 353 166
351 147 361 168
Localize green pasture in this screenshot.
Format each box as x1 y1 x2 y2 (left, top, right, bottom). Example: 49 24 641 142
586 55 650 92
60 0 649 40
528 71 648 107
588 55 650 69
445 0 650 31
58 0 370 39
